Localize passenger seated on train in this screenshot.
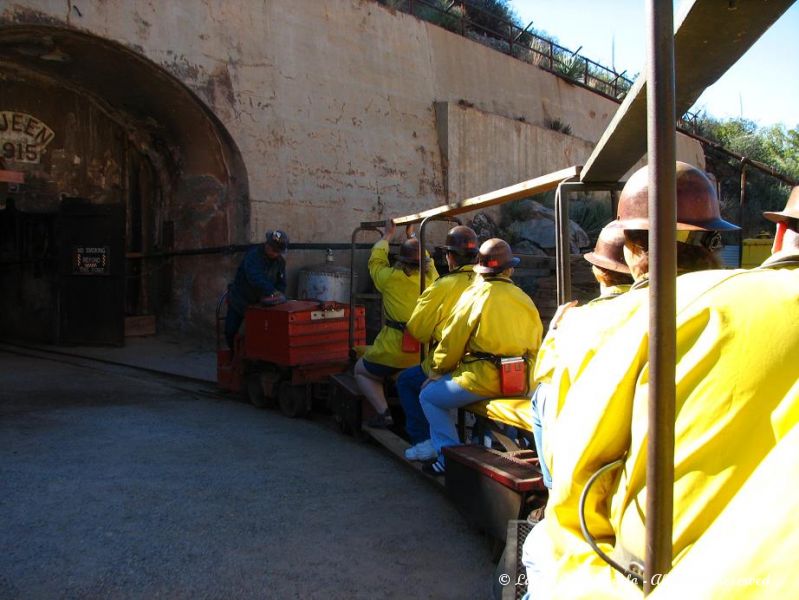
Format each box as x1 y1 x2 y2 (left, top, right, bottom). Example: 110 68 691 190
644 192 799 599
520 165 799 600
354 219 438 428
529 163 729 496
419 238 542 476
225 229 289 349
397 226 479 462
530 221 633 489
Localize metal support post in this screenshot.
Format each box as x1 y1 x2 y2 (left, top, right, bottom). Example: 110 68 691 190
645 0 677 593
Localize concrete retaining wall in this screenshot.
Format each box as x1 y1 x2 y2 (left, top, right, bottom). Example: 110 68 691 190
1 0 705 340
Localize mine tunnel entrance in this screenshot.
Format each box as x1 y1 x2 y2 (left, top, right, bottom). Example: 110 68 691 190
0 25 249 344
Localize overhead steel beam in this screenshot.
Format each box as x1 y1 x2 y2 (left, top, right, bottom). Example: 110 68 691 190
580 0 795 183
393 166 581 225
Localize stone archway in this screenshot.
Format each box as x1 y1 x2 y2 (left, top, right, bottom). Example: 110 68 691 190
0 25 249 342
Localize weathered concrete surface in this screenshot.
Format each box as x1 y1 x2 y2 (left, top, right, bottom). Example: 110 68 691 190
441 101 703 212
0 0 705 342
1 0 703 243
0 351 496 599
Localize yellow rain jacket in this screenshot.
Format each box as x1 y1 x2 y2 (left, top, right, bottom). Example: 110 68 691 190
431 275 543 398
536 261 799 599
362 239 438 369
533 284 633 388
406 265 476 376
532 284 634 476
649 421 799 598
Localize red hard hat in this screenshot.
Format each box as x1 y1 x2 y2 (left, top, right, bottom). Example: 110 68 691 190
617 162 739 231
474 238 520 274
444 226 479 256
584 221 630 274
763 186 799 223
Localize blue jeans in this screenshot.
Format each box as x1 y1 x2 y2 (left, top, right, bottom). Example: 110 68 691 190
531 382 552 488
396 366 431 445
419 374 486 456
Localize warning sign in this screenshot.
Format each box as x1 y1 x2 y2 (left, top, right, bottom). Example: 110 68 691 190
73 246 110 275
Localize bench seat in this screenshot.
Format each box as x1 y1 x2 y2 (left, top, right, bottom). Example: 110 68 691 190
464 397 533 432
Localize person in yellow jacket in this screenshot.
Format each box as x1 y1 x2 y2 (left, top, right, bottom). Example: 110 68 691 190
647 420 799 599
419 238 542 476
535 163 733 488
523 166 799 600
530 221 633 488
397 226 479 462
354 219 438 428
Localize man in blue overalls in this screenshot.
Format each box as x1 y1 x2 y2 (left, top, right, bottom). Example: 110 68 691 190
225 229 288 349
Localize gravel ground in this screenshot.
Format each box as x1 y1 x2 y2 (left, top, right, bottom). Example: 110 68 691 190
0 351 495 599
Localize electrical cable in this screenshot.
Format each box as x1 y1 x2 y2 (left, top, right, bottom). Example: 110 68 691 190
578 457 644 589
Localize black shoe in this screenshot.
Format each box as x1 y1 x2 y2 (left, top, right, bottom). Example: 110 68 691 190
365 410 394 429
422 460 446 477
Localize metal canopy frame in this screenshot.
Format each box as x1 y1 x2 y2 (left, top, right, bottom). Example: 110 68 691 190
393 166 581 226
581 0 796 184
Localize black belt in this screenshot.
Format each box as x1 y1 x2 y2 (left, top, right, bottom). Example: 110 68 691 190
385 319 407 331
464 352 529 367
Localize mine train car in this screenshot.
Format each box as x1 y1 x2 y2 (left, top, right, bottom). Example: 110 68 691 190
216 296 366 418
216 2 797 595
215 217 552 565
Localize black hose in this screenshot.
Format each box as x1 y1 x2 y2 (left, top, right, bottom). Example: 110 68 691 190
578 457 644 589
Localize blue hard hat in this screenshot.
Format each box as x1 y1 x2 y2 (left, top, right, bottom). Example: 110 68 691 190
265 229 289 256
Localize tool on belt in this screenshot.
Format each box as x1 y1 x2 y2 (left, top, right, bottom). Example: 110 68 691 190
464 352 530 396
385 318 421 353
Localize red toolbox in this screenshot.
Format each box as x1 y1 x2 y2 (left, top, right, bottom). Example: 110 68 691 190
243 300 365 366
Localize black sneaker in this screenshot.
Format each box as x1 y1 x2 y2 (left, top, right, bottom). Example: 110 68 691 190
365 410 394 429
422 460 446 477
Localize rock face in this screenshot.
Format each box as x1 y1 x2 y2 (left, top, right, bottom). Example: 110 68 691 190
505 201 590 254
470 212 504 243
465 203 597 324
468 201 590 255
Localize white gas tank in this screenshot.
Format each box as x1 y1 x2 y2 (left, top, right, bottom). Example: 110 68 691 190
296 249 355 303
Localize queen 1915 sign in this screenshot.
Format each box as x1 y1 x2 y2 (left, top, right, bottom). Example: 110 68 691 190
73 246 110 275
0 111 55 164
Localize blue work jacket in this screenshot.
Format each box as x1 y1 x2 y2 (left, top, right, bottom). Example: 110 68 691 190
228 245 286 313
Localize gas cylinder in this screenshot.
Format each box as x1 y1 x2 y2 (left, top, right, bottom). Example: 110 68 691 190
297 249 354 303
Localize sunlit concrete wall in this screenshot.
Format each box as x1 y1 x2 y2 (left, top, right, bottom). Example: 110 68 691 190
2 0 705 341
2 0 704 247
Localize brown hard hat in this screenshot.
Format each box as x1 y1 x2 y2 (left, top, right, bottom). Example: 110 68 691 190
397 238 422 264
474 238 520 274
444 226 479 256
584 221 631 274
763 186 799 223
617 161 739 231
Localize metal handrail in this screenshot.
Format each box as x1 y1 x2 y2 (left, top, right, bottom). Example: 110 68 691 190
349 223 385 354
418 215 461 293
418 215 461 362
